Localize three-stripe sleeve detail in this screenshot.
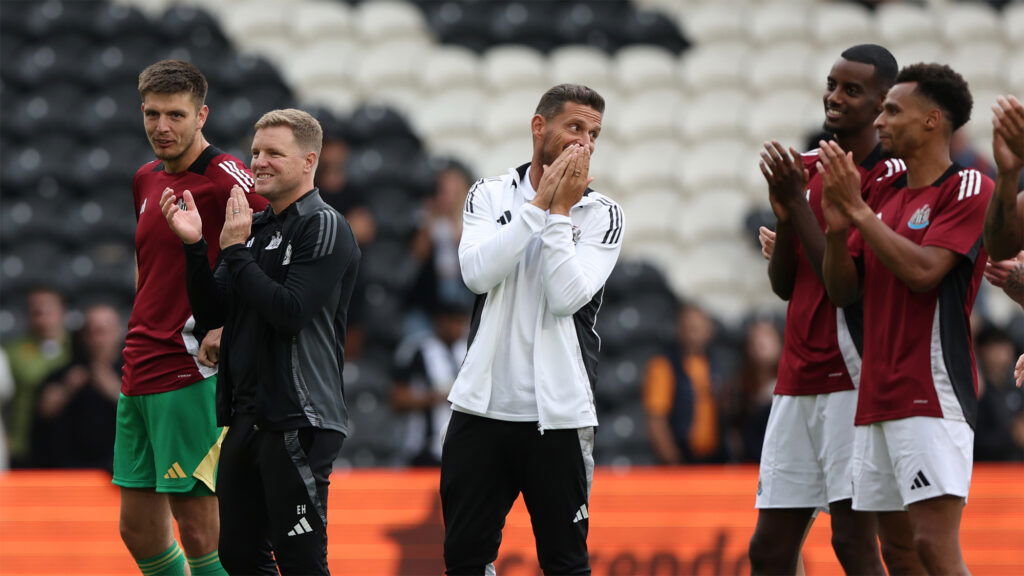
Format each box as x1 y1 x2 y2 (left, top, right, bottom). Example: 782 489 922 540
218 160 255 192
598 199 622 245
313 210 338 258
957 169 981 201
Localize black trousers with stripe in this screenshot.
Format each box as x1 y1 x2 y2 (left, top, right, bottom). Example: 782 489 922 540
218 413 344 576
441 411 594 575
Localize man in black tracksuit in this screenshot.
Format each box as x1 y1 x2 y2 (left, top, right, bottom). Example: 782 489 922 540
161 108 359 575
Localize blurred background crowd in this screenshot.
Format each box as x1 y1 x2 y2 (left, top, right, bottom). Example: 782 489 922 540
1 0 1023 473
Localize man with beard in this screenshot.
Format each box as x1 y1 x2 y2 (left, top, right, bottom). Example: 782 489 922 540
821 63 991 576
440 84 623 575
114 60 266 576
750 45 919 575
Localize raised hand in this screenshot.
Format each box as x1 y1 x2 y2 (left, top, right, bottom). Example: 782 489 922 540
220 185 253 249
161 187 203 244
551 145 591 216
984 251 1024 306
992 95 1024 174
759 141 808 223
533 146 574 210
817 140 865 227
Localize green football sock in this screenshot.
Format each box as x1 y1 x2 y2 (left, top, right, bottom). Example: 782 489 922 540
187 550 229 576
137 541 185 576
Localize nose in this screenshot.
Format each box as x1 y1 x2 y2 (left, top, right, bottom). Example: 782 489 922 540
873 112 885 129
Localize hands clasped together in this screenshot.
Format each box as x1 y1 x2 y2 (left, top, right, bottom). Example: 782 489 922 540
532 144 592 216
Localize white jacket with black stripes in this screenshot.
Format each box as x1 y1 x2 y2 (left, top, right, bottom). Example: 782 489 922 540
448 163 624 431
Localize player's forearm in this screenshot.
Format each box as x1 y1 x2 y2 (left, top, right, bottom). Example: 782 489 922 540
767 221 797 300
459 205 544 294
983 176 1023 261
786 199 827 283
852 210 952 293
183 239 227 329
822 230 860 307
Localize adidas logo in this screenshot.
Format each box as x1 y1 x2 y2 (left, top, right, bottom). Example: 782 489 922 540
163 462 188 479
572 504 589 524
287 516 314 536
910 470 931 490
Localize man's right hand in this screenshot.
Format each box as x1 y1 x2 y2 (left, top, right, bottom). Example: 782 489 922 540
992 95 1024 174
160 187 203 244
759 141 808 223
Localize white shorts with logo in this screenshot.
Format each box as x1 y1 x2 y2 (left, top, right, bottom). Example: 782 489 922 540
756 390 858 511
852 417 973 511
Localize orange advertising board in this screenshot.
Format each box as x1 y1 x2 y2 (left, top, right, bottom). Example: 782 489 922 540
1 465 1022 575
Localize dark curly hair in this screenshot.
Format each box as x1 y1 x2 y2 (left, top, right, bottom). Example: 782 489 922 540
895 63 973 131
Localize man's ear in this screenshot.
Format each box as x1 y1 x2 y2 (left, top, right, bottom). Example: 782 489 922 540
530 114 545 139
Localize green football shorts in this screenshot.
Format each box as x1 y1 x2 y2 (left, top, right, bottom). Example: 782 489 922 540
113 375 225 494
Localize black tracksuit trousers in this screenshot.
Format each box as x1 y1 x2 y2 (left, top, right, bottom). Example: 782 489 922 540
441 411 595 575
217 413 344 575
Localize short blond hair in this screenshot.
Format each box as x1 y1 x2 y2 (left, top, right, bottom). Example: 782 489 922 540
254 109 323 155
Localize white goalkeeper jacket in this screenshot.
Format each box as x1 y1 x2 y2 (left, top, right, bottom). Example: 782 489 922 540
448 163 624 431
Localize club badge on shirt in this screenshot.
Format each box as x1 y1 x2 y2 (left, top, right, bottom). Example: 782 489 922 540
907 204 931 230
282 243 292 266
572 225 582 245
265 231 283 250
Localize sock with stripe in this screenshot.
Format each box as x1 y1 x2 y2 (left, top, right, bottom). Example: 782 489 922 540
137 541 186 576
187 550 229 576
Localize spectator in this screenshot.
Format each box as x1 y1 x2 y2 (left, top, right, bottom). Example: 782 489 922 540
406 160 476 333
2 286 71 468
30 304 123 471
643 302 731 464
315 131 374 360
731 316 782 463
974 325 1024 461
390 300 469 467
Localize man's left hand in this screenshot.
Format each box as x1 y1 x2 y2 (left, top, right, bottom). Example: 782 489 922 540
198 327 223 367
220 185 253 249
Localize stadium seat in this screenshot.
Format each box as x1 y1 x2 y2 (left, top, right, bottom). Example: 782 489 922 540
746 89 819 146
674 188 750 248
613 45 678 93
1005 2 1024 48
158 5 231 55
481 88 543 140
613 139 682 191
876 2 937 45
810 2 875 48
211 1 289 52
354 40 430 99
618 188 682 243
677 89 747 143
678 41 749 93
481 45 548 93
939 2 999 45
747 42 815 94
948 42 1006 92
547 45 613 92
414 88 484 141
675 138 749 194
617 89 680 143
486 1 561 53
422 0 494 53
890 40 948 70
678 2 744 44
1010 55 1024 95
354 0 431 46
416 46 482 94
604 259 674 303
747 3 810 46
554 1 630 53
290 0 352 43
